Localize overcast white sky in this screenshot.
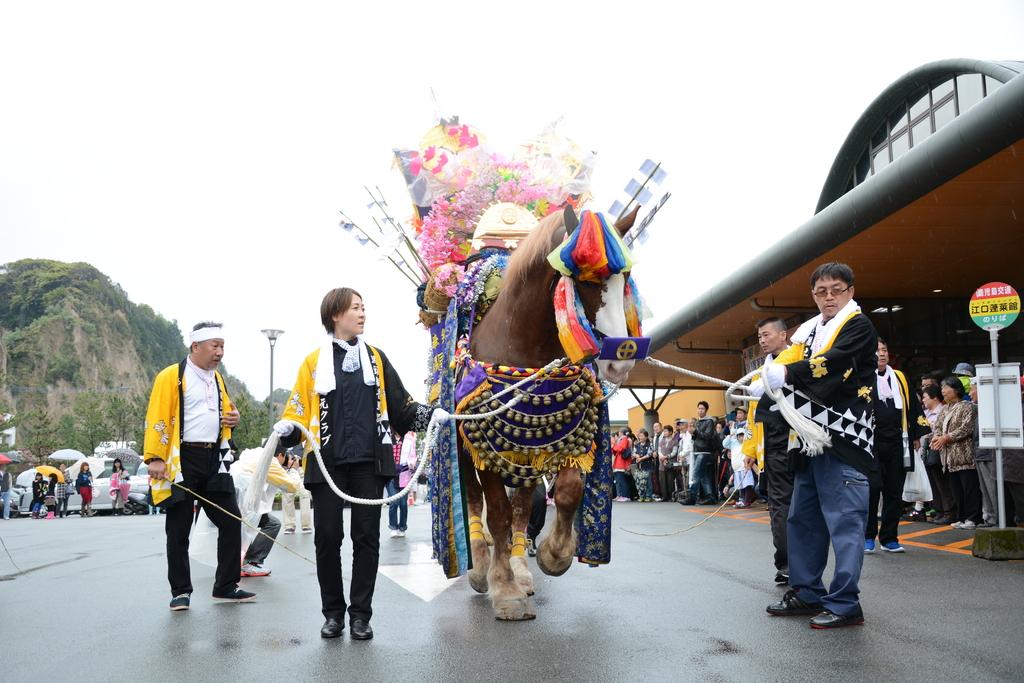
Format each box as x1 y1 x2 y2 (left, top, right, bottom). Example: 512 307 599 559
2 1 1022 420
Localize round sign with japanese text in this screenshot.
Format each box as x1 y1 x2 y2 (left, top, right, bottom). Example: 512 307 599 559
970 282 1019 331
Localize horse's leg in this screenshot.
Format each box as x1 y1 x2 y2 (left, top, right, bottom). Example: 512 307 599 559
480 471 535 620
460 453 490 594
509 485 535 596
536 467 583 577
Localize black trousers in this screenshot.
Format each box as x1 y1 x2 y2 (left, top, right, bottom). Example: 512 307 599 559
950 469 983 524
866 441 906 544
527 483 547 541
165 446 241 596
925 464 958 518
763 448 794 571
309 461 387 622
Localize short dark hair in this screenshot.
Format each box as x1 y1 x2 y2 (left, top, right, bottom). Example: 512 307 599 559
320 288 363 335
877 337 888 349
922 384 941 400
809 262 855 289
192 321 222 332
756 317 786 332
940 375 966 400
697 400 709 410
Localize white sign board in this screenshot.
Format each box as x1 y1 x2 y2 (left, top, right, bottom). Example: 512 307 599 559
977 362 1023 449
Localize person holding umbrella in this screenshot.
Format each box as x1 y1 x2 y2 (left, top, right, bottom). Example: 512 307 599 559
30 472 46 518
109 458 130 515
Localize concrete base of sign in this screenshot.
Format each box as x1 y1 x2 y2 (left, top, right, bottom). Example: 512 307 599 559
971 527 1024 560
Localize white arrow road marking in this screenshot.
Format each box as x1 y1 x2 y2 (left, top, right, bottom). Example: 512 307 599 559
378 541 461 602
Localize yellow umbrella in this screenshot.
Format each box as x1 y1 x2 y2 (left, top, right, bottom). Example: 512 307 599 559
36 465 65 483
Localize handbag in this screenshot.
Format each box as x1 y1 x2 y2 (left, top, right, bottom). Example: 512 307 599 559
902 449 933 502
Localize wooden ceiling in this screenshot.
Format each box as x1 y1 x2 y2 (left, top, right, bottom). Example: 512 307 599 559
626 141 1023 389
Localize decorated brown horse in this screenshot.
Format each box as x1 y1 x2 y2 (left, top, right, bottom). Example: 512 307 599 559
453 205 646 620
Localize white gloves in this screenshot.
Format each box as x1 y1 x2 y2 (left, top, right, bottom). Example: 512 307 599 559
433 408 452 422
273 420 294 437
747 380 765 398
764 363 787 391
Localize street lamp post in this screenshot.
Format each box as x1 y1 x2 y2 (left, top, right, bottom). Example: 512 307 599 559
261 329 284 433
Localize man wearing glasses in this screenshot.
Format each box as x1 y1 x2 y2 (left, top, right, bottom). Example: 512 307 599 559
761 263 878 629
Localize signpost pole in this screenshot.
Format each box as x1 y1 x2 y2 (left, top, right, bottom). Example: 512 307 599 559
990 329 1006 529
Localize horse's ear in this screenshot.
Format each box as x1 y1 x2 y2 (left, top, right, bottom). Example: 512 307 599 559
613 205 640 237
563 205 579 235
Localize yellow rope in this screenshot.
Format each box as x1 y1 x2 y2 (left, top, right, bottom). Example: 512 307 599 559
618 489 738 537
172 482 317 567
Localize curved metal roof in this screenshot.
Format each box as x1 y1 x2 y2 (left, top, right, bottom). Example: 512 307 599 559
645 58 1024 357
816 59 1024 213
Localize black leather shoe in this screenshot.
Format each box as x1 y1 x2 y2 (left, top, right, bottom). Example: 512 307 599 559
810 608 864 629
320 618 344 639
350 619 373 640
774 570 789 585
766 589 823 616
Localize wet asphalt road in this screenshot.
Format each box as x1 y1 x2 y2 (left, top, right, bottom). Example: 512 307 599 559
1 501 1021 682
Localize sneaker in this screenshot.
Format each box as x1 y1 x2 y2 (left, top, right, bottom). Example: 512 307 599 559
389 529 399 538
864 539 876 554
394 530 405 537
169 594 190 611
774 570 789 585
283 528 295 535
526 538 537 557
881 542 905 553
301 527 313 534
960 520 977 530
241 563 271 577
950 521 964 529
212 587 256 602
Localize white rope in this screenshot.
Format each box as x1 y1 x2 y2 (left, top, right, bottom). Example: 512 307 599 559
270 357 569 506
644 357 830 457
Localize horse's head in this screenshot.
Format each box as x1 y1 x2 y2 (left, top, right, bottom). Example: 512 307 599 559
558 205 643 385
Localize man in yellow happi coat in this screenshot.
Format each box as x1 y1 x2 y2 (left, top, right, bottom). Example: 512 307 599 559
144 321 251 611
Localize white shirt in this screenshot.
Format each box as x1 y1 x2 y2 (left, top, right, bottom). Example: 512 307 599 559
182 363 220 442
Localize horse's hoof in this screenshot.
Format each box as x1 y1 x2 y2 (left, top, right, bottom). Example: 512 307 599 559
493 596 536 621
510 556 535 596
536 540 573 577
468 570 489 594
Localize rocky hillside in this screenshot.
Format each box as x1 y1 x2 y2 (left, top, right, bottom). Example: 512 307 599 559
0 260 256 453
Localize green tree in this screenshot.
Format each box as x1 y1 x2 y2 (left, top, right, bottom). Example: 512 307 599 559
71 391 111 455
17 405 57 464
230 393 266 450
105 391 137 446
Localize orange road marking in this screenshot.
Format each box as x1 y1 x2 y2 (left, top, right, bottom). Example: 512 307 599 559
899 526 956 540
902 540 973 556
944 538 975 549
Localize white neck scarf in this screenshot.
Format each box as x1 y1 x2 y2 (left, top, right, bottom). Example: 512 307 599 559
186 356 218 411
313 334 375 395
791 298 861 356
876 365 901 406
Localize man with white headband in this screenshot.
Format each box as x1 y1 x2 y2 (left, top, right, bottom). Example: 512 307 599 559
144 321 251 611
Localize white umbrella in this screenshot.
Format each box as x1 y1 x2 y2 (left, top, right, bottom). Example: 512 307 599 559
49 448 87 462
66 457 107 482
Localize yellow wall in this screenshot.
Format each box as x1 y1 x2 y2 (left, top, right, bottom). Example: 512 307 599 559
627 389 727 433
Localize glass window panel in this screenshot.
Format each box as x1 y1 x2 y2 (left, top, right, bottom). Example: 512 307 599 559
911 117 932 146
873 145 891 173
931 78 954 101
908 86 930 119
985 76 1003 96
891 130 910 161
934 98 955 131
855 150 871 184
888 108 909 136
871 125 887 148
957 74 984 112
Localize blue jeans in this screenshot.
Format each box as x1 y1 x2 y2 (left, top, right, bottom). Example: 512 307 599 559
788 450 869 616
385 478 407 531
1 490 11 519
613 471 631 499
688 453 716 502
